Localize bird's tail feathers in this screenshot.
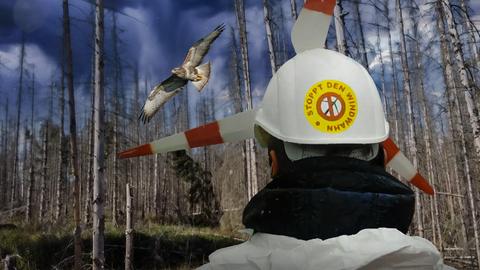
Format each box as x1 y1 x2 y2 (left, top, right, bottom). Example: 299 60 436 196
193 62 211 92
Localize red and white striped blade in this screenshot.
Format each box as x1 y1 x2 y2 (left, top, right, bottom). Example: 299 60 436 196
382 138 434 195
291 0 336 54
118 110 257 159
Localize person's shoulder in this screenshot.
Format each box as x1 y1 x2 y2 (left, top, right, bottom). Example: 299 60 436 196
197 229 456 270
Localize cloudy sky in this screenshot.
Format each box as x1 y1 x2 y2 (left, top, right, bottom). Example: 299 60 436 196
0 0 292 128
0 0 478 131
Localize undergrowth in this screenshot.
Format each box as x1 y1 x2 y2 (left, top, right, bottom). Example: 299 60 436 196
0 223 242 270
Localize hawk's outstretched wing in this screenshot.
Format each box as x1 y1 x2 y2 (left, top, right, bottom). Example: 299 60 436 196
182 24 225 68
139 75 187 123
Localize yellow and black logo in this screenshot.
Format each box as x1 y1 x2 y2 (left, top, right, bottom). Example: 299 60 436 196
304 80 358 133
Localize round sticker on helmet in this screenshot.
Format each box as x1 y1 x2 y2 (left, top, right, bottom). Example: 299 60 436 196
304 80 358 133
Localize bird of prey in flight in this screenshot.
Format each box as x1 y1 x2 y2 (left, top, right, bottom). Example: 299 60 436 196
139 24 225 123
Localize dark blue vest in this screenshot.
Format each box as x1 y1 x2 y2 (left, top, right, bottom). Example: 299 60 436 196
243 157 415 240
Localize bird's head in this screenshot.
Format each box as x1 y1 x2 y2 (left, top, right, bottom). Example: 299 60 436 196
172 67 185 77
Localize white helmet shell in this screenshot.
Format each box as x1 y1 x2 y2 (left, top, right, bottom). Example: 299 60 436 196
255 48 389 145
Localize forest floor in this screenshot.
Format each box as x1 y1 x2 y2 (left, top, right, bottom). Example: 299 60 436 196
0 222 244 269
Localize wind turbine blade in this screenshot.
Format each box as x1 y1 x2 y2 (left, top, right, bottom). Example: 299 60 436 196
118 110 257 158
382 138 434 195
291 0 336 54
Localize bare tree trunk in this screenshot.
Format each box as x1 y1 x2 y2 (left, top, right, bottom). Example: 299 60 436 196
334 0 349 56
396 0 423 237
26 73 35 223
353 0 368 68
436 0 469 250
153 143 159 218
235 0 258 200
384 0 400 143
263 0 277 75
92 0 105 268
84 62 95 225
1 99 9 207
111 12 120 227
11 35 25 211
55 64 67 222
125 183 133 270
21 122 28 204
62 0 82 268
39 83 52 224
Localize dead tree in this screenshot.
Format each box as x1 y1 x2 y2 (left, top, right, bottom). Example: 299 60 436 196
1 99 9 207
11 35 26 210
55 62 67 223
436 0 469 250
39 83 53 224
62 0 82 268
334 0 349 56
396 0 423 237
25 73 35 223
125 183 134 270
353 0 368 68
383 0 400 142
92 0 106 268
263 0 277 75
111 12 120 227
234 0 258 200
84 4 96 226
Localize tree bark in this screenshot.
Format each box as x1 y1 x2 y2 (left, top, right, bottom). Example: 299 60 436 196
125 183 133 270
62 0 82 268
436 0 470 251
234 0 258 200
84 56 95 225
334 0 349 56
92 0 105 268
111 11 120 227
26 72 35 223
55 65 67 223
263 0 277 75
39 83 52 224
11 35 25 211
353 0 368 68
384 0 400 143
1 99 9 207
396 0 423 237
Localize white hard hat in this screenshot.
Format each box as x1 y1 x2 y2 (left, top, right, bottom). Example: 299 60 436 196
254 48 389 146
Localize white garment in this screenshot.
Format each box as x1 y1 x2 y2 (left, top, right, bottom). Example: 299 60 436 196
197 228 455 270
